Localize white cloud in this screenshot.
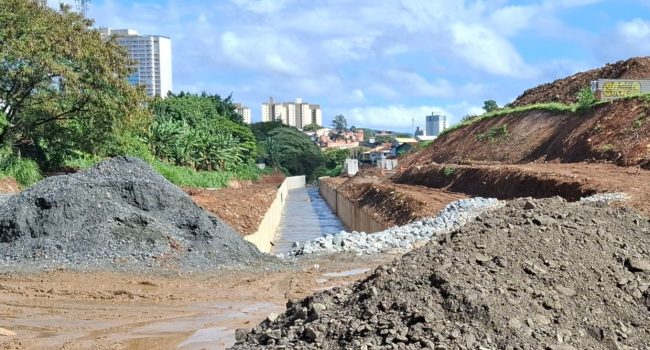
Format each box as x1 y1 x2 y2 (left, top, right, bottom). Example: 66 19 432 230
597 18 650 60
227 0 296 14
385 70 455 98
220 31 307 76
450 23 538 78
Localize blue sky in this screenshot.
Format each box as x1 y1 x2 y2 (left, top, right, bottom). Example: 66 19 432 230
48 0 650 132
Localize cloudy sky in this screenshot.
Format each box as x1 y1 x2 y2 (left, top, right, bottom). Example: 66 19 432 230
49 0 650 132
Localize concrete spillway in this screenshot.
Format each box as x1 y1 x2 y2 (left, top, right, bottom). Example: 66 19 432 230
271 187 346 254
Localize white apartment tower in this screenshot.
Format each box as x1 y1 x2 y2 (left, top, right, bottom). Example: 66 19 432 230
261 97 322 129
425 113 447 136
99 28 173 98
234 104 252 124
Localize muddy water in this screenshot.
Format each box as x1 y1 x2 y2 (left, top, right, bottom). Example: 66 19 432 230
271 187 346 254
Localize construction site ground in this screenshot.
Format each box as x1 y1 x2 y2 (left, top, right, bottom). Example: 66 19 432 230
0 254 394 350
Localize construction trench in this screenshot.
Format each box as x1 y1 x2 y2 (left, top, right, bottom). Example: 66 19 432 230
2 66 650 348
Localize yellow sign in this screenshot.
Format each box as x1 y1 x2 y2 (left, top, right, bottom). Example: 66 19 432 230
601 81 642 98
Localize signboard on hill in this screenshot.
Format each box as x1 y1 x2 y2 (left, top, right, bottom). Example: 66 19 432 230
593 79 650 101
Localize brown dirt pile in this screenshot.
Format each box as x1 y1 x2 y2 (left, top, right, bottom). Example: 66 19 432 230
231 197 650 349
332 181 468 226
186 183 279 236
410 97 650 169
0 176 20 194
511 56 650 106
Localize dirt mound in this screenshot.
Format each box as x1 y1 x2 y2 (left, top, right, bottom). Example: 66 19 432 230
231 198 650 349
411 97 650 168
512 56 650 106
0 177 20 194
0 157 274 271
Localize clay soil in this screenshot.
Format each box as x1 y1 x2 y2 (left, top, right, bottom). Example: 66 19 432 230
409 97 650 169
0 255 394 350
511 56 650 106
186 183 279 236
0 177 20 194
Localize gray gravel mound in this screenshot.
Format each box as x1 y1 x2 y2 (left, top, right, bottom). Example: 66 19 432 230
287 198 504 257
0 157 273 271
231 197 650 349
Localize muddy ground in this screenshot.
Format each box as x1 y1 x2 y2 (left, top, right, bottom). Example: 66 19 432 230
0 254 395 350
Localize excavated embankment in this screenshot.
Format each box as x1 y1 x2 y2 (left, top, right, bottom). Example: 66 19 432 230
231 197 650 349
0 157 275 271
408 97 650 169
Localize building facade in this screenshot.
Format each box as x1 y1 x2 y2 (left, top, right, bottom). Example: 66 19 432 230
234 103 252 124
261 97 322 129
425 113 447 136
99 28 172 98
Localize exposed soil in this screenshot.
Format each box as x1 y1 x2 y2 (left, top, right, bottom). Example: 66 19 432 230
0 255 394 350
187 183 280 236
0 177 20 194
511 56 650 106
231 197 650 349
409 97 650 169
394 163 650 215
333 181 469 226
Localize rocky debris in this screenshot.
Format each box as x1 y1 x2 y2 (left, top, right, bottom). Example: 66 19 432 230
580 192 629 204
511 56 650 106
0 157 275 271
287 198 504 256
231 197 650 349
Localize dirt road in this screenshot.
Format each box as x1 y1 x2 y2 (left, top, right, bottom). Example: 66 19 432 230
0 255 393 350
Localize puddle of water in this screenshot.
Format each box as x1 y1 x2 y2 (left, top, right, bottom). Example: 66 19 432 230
177 326 228 349
322 268 370 278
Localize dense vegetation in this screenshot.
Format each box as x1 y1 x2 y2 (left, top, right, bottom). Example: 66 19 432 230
0 0 364 188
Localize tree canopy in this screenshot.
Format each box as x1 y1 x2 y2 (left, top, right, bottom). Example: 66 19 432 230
482 100 499 113
0 0 149 167
302 123 321 132
331 114 348 132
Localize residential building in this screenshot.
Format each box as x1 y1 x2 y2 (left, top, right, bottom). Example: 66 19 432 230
261 97 322 129
99 28 173 98
425 113 447 136
234 103 252 124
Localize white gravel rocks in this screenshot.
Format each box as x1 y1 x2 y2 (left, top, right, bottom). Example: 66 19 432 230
287 197 505 257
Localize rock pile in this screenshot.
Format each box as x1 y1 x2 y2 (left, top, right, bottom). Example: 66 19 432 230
0 157 274 271
288 198 504 256
231 197 650 349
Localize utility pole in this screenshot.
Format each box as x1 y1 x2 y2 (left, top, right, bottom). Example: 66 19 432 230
75 0 91 17
411 115 415 137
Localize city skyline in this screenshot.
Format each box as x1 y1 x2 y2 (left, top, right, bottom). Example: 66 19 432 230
47 0 650 131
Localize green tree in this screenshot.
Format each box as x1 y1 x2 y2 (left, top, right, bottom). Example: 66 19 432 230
323 148 350 169
331 114 348 132
0 0 149 168
482 100 499 113
302 123 321 132
263 128 324 180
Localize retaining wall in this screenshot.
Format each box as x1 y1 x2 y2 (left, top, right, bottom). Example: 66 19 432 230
245 175 306 253
319 178 387 234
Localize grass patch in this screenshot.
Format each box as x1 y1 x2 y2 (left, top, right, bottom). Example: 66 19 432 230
153 161 268 188
439 102 575 138
633 114 647 129
442 166 455 177
0 157 42 187
476 124 509 142
600 144 615 152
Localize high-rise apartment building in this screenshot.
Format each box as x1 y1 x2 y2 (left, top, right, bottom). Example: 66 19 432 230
425 113 447 136
234 103 252 124
261 97 322 129
99 28 172 98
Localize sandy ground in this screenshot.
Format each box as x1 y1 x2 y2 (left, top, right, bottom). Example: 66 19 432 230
0 255 395 350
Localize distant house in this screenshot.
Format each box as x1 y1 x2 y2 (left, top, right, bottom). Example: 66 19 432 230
361 145 392 164
391 137 418 156
416 135 437 143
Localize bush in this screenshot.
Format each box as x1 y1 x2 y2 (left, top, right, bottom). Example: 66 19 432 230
443 166 455 177
0 149 42 186
576 86 596 112
476 124 509 142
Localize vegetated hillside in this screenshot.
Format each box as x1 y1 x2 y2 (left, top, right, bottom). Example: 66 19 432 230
511 56 650 106
411 97 650 168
